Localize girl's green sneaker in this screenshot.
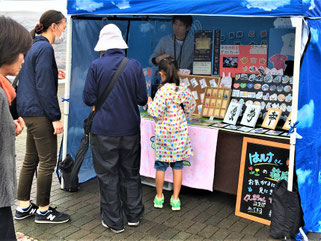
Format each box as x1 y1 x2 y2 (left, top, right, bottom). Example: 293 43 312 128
170 196 181 211
154 194 164 208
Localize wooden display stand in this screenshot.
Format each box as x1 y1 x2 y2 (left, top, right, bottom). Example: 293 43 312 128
179 74 220 115
201 87 231 118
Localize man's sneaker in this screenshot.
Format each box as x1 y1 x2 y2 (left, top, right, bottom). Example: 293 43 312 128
153 194 164 208
128 221 140 227
170 196 181 211
15 202 38 220
35 207 70 224
102 220 125 234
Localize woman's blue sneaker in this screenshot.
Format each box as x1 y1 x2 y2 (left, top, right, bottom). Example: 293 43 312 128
15 202 38 220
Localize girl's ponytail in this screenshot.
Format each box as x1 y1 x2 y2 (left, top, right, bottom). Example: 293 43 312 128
158 57 180 87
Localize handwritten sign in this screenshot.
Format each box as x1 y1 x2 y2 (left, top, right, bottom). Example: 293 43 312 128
235 137 290 225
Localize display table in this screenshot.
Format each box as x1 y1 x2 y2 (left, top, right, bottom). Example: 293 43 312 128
140 118 219 191
213 129 290 195
140 117 290 194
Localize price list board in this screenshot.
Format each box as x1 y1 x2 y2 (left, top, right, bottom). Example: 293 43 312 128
235 137 290 225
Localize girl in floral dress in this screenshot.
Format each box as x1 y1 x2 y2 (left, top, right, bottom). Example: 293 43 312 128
148 57 196 210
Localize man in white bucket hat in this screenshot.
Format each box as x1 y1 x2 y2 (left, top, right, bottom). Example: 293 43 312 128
94 24 128 51
83 24 147 234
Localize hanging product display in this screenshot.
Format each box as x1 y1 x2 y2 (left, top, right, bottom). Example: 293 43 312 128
240 104 261 127
201 87 231 118
231 73 292 121
179 75 220 115
261 108 283 129
223 102 243 125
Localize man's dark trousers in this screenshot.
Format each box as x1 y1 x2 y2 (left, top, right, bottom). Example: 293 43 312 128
91 133 144 230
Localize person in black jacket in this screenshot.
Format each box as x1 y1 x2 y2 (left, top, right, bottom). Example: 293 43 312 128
83 24 148 233
15 10 70 224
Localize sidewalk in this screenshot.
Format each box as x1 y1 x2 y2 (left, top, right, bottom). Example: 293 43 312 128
11 84 313 241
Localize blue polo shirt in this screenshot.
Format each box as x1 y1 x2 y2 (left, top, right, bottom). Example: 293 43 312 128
83 49 148 136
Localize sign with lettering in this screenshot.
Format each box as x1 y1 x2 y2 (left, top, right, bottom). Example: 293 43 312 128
235 137 290 225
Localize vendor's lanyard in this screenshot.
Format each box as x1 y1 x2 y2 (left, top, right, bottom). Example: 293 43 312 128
174 34 186 69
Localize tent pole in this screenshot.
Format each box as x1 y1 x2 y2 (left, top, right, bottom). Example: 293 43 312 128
288 17 303 192
61 17 73 189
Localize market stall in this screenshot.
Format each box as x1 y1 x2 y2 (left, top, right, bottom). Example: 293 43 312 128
62 0 321 232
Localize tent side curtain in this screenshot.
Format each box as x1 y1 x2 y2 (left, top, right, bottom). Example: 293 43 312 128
67 0 317 17
296 18 321 232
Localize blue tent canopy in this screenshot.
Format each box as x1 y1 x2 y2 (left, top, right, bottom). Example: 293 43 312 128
67 0 320 17
65 0 321 233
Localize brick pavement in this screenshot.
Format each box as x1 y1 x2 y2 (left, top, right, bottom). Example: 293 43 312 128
12 84 318 241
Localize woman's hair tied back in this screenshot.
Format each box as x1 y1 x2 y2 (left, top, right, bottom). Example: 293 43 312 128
35 23 44 34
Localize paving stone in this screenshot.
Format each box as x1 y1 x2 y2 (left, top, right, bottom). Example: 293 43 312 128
24 228 47 238
140 235 158 241
254 226 271 239
76 204 98 215
163 215 185 228
65 229 90 240
204 215 224 226
55 225 80 239
241 234 258 240
52 196 72 206
241 222 265 236
157 228 180 240
238 218 253 225
217 217 236 229
211 228 230 240
47 234 62 241
225 231 246 240
186 222 207 235
71 215 95 227
90 222 109 235
110 231 133 240
172 231 192 240
144 209 162 221
192 211 212 223
228 220 248 232
45 223 70 234
181 209 201 220
37 232 57 241
145 223 168 236
198 225 219 239
205 203 224 215
14 221 31 230
216 206 234 218
81 219 102 231
16 225 36 235
134 221 157 233
153 213 171 224
80 232 101 241
185 234 204 241
174 219 195 231
127 230 146 240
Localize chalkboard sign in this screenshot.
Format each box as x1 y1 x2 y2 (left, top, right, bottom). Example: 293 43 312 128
235 137 290 225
